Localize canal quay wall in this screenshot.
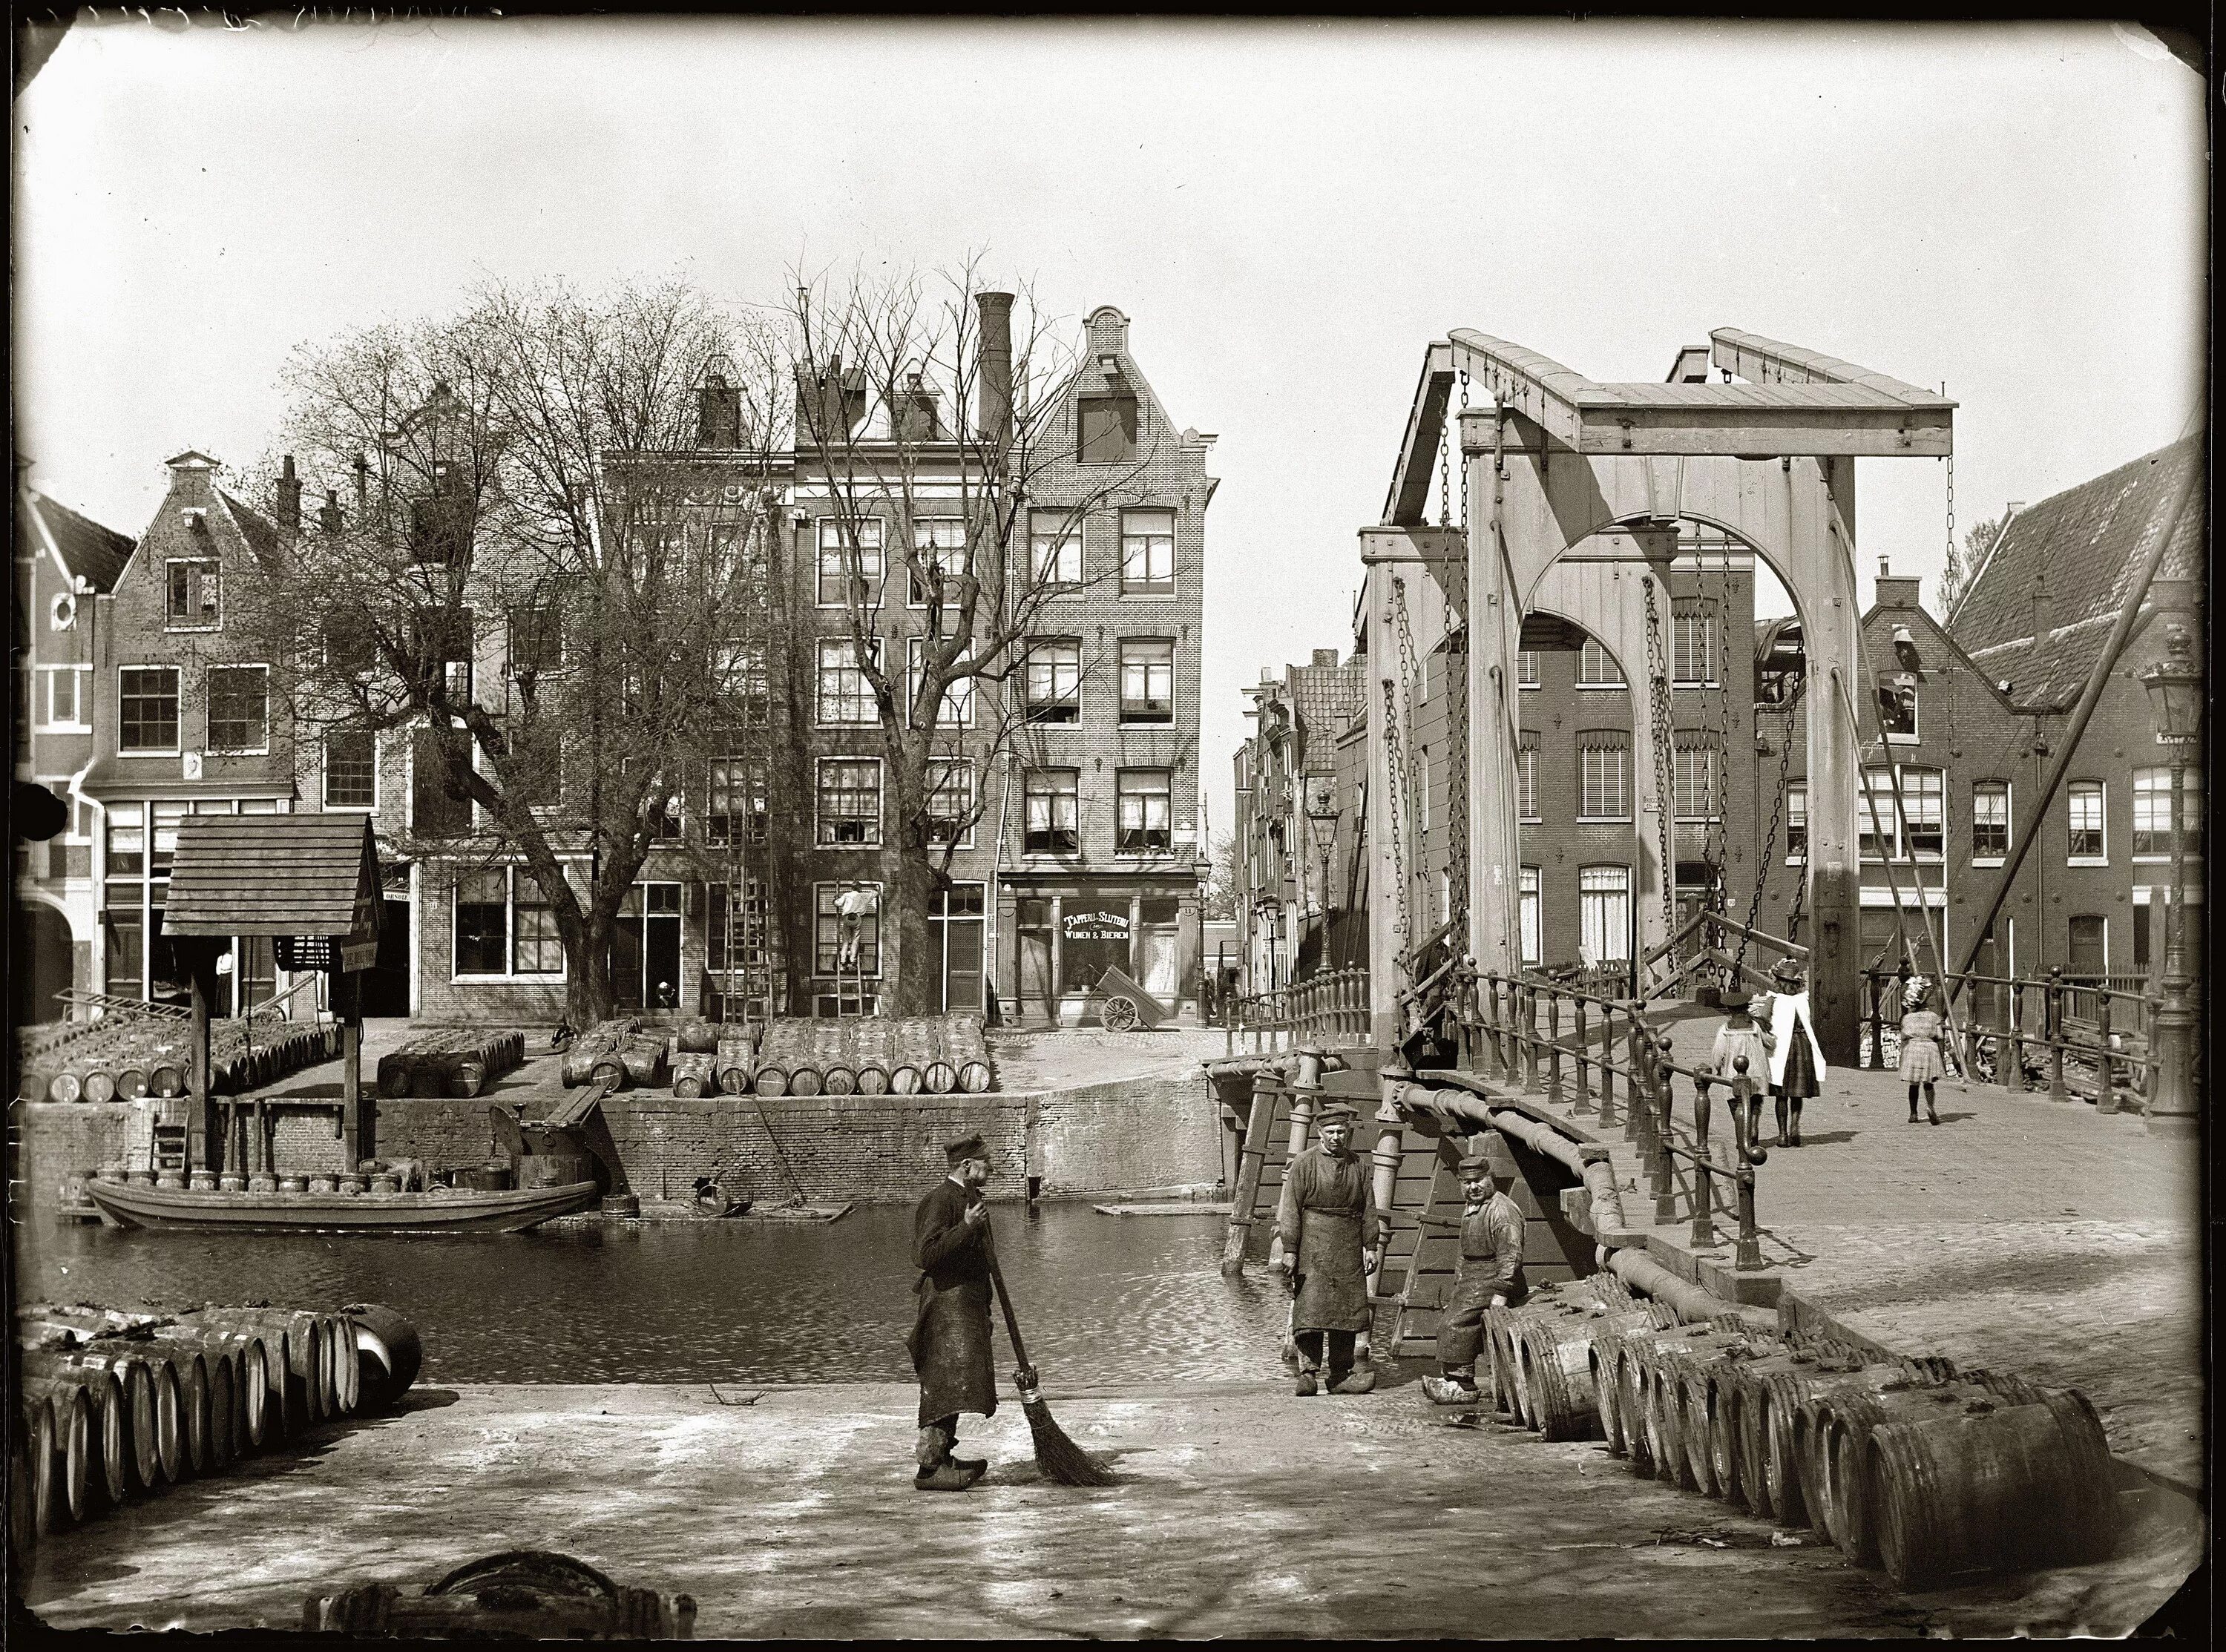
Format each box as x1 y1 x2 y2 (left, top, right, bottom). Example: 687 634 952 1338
10 1031 1227 1208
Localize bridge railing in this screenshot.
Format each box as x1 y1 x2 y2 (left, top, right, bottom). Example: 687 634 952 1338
1860 965 2184 1116
1224 968 1372 1058
1468 971 1767 1270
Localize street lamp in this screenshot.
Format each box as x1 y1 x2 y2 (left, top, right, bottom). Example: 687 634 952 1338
2139 621 2202 1137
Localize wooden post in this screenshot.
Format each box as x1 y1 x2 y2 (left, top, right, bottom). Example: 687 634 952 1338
2046 967 2069 1102
1286 1053 1320 1160
1572 996 1592 1114
185 941 219 1174
1220 1073 1280 1276
1544 990 1563 1106
1864 972 1882 1070
2096 993 2119 1114
1521 982 1542 1094
337 969 372 1166
1366 1097 1404 1297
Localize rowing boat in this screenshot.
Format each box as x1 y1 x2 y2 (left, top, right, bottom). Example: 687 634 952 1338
84 1176 600 1234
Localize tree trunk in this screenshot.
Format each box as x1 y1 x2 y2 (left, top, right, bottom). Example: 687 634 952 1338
562 906 620 1026
886 843 940 1017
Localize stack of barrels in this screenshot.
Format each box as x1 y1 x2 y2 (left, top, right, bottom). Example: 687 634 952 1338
11 1300 421 1567
560 1019 651 1090
669 1021 721 1099
375 1030 528 1099
1476 1274 2116 1587
745 1015 993 1098
19 1018 340 1105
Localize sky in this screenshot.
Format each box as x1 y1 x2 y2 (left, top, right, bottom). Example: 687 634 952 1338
15 16 2206 841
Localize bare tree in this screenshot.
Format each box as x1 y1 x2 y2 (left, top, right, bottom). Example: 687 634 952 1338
238 277 788 1023
787 258 1157 1015
1940 512 2003 616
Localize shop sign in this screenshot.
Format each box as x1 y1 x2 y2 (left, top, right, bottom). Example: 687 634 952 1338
1063 907 1131 941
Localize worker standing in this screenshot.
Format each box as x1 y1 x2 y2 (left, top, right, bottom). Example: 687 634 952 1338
1274 1102 1385 1396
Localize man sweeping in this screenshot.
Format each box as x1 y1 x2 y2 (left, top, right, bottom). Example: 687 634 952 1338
1274 1101 1385 1396
908 1133 997 1490
1421 1140 1528 1406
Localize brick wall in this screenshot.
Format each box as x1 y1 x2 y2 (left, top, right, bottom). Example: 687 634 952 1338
1031 1071 1222 1195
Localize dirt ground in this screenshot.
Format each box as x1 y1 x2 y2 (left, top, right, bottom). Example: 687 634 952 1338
19 1380 2199 1639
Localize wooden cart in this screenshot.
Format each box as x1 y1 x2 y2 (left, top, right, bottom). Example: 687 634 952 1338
1095 965 1169 1033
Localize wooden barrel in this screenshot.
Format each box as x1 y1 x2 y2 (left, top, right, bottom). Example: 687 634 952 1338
822 1064 857 1096
715 1061 754 1096
39 1366 126 1509
922 1059 957 1096
1791 1360 1954 1556
447 1054 489 1098
855 1062 890 1096
39 1349 157 1493
335 1315 361 1415
150 1062 184 1097
789 1065 824 1098
17 1069 52 1104
958 1061 992 1093
754 1064 789 1098
617 1038 665 1088
114 1066 149 1100
890 1064 921 1095
674 1020 720 1054
317 1314 345 1417
672 1053 715 1099
22 1379 90 1525
19 1393 56 1536
49 1071 82 1104
345 1304 423 1412
588 1054 631 1091
376 1053 416 1099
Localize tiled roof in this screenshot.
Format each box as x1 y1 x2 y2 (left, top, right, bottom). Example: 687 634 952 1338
1289 661 1364 771
217 489 291 572
165 814 382 937
1948 433 2204 707
19 487 134 592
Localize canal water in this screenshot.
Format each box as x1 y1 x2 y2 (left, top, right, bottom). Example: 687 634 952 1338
18 1205 1290 1386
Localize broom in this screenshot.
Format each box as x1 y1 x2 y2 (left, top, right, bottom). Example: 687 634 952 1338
984 1234 1114 1487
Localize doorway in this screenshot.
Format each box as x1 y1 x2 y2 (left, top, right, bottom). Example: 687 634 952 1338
617 882 683 1011
930 883 987 1014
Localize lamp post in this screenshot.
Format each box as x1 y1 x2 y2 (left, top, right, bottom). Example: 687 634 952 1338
2139 622 2202 1136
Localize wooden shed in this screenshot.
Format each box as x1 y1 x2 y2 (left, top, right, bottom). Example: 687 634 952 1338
164 815 384 1171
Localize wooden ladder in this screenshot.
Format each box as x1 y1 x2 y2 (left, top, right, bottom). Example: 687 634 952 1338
1385 1137 1467 1358
151 1122 188 1175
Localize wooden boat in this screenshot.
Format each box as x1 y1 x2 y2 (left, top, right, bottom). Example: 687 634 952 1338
84 1176 600 1235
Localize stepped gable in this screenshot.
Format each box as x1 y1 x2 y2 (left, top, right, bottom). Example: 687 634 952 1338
1949 432 2203 707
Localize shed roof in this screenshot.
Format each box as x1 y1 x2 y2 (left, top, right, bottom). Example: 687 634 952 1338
164 814 382 937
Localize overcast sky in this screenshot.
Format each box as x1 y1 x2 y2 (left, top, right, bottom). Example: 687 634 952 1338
16 16 2205 840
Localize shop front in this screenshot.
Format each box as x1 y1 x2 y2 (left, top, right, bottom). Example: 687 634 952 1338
1000 875 1199 1027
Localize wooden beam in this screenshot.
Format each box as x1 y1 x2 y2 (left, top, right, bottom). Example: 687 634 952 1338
1709 328 1952 408
1384 343 1454 527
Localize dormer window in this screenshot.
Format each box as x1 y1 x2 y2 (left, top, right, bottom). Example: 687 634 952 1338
167 559 221 630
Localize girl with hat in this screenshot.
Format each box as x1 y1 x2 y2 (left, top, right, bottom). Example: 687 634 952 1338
1897 975 1946 1125
1707 991 1773 1148
1762 956 1826 1147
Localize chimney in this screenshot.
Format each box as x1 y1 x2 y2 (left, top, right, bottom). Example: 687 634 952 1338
276 454 303 541
974 292 1014 447
1311 648 1340 668
2030 569 2053 642
353 452 370 518
318 487 344 534
899 372 941 443
1875 572 1923 609
697 361 742 449
164 449 218 506
2005 501 2026 516
794 357 867 445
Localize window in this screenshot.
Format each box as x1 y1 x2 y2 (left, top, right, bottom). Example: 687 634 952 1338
1120 509 1175 594
647 783 684 840
706 878 769 975
324 619 376 677
712 639 770 725
204 664 270 753
1518 732 1541 823
927 758 976 847
1577 732 1630 820
1517 649 1541 689
1859 767 1897 859
815 636 879 725
36 665 89 729
1119 638 1175 723
1117 769 1173 852
1520 866 1542 965
1030 511 1082 586
815 757 882 847
324 731 378 809
1672 602 1715 685
2066 780 2105 861
1579 865 1632 964
1901 767 1944 860
905 637 974 728
1577 639 1624 686
1024 638 1082 723
106 801 145 876
512 872 562 974
1024 769 1080 855
2067 915 2108 977
1673 739 1719 820
815 882 882 977
119 667 181 753
1785 781 1808 860
705 757 767 846
166 559 220 628
453 869 508 975
909 519 968 610
454 866 563 978
1971 780 2010 860
1077 393 1138 464
816 516 885 606
1417 744 1430 834
1877 674 1919 742
418 608 475 704
508 606 565 674
709 520 766 590
2133 767 2204 858
411 726 473 837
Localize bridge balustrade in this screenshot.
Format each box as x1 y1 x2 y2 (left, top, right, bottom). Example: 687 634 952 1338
1224 968 1372 1058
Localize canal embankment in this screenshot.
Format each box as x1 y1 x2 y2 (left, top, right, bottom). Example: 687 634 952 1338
18 1378 2200 1638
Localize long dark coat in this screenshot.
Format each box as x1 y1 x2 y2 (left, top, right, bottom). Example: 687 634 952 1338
1275 1145 1379 1334
907 1177 998 1426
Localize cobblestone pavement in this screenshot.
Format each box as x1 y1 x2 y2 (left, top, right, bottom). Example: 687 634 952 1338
19 1382 2199 1638
1523 1008 2204 1491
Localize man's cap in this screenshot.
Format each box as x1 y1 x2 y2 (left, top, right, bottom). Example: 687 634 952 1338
1457 1139 1497 1179
1313 1102 1359 1128
1722 990 1753 1013
945 1133 989 1168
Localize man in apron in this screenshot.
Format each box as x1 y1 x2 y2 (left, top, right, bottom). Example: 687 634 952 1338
1274 1101 1382 1396
1421 1139 1529 1406
907 1133 997 1490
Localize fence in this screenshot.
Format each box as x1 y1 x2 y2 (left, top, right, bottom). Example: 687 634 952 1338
1223 969 1371 1058
1470 971 1768 1271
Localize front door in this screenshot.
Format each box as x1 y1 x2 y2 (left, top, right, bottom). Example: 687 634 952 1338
617 883 683 1011
930 883 986 1014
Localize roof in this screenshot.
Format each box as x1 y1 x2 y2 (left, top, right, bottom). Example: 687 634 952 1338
1288 659 1365 771
164 814 383 937
217 489 291 572
1948 433 2203 706
18 487 134 592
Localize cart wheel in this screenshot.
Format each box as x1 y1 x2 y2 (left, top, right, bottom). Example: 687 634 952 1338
1103 997 1139 1033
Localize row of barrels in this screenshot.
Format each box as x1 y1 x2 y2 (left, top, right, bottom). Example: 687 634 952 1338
19 1021 341 1105
740 1016 994 1099
1480 1276 2115 1588
558 1018 659 1090
375 1030 528 1099
11 1302 422 1566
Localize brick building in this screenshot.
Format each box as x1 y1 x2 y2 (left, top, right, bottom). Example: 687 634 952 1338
1751 434 2203 987
1232 647 1365 991
13 477 135 1022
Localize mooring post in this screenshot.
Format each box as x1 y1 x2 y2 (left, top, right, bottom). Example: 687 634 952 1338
1220 1072 1281 1276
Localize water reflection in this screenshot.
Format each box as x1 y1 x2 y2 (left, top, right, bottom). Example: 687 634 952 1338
19 1205 1289 1386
